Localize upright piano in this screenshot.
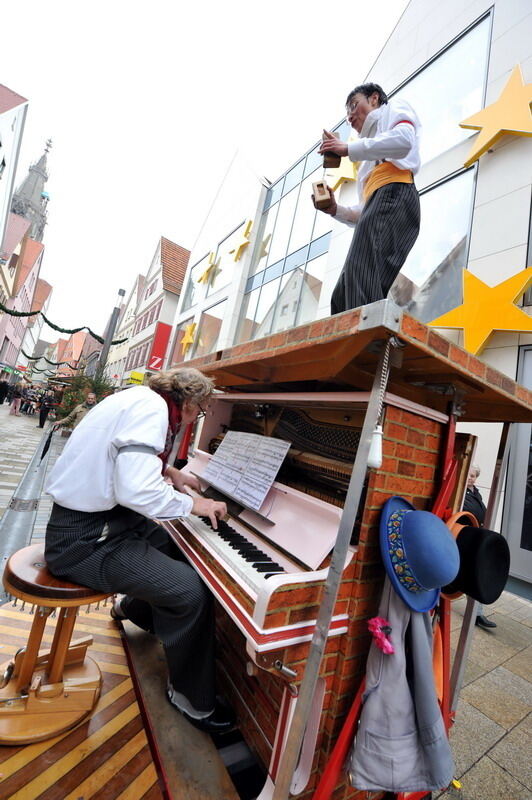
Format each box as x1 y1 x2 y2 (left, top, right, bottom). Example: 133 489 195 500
163 302 532 800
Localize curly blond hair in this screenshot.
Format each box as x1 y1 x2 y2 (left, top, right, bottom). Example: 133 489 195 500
148 367 215 405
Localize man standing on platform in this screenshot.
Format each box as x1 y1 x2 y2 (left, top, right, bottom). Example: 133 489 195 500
463 464 497 629
317 83 421 314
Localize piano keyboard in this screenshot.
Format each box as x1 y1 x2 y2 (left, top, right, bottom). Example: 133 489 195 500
184 514 300 596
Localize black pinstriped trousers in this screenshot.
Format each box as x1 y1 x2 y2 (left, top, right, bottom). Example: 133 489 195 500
45 503 216 712
331 182 420 315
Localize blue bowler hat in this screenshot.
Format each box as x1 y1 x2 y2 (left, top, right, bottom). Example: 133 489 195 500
380 497 460 612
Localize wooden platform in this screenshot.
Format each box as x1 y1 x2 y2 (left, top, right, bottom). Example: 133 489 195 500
121 620 240 800
0 602 165 800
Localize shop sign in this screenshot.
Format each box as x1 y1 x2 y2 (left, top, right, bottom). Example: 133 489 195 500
128 371 144 385
147 322 172 371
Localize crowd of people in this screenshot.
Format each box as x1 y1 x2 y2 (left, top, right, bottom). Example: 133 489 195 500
0 380 62 424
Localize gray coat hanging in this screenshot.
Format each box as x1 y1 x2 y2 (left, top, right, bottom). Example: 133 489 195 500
348 577 454 793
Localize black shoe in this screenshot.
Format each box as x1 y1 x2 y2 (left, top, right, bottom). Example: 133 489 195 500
476 614 497 629
167 690 235 734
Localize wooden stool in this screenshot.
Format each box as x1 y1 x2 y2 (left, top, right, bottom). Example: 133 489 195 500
0 544 112 744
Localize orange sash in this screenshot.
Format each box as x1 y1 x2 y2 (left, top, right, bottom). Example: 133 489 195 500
363 161 413 203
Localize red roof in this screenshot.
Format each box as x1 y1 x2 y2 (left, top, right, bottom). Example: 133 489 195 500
160 237 189 295
0 84 27 114
14 240 44 294
0 213 30 262
27 279 52 326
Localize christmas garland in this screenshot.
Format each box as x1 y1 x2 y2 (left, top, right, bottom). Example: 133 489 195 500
0 301 127 345
21 349 79 368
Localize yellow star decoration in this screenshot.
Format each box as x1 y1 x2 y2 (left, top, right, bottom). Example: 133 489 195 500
430 268 532 354
197 252 221 285
258 232 271 262
180 322 197 355
324 155 359 192
460 64 532 168
229 220 253 262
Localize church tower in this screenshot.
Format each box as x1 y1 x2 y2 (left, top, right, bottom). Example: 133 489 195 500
11 139 51 242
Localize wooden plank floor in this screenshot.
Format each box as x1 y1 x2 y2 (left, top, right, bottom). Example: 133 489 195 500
121 621 240 800
0 603 165 800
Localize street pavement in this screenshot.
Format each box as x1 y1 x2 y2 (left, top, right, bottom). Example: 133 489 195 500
0 401 46 520
0 402 530 799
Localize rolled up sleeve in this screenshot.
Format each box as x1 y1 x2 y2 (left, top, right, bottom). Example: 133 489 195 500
114 450 194 520
348 123 416 162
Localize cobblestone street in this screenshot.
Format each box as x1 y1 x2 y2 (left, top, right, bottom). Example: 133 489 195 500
0 401 45 519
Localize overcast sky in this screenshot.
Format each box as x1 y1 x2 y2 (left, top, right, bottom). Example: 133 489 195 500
3 0 408 340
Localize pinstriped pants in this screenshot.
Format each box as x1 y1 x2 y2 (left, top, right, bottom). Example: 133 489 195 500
331 182 420 315
45 503 215 712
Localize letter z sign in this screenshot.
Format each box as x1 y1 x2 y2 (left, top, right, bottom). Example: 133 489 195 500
148 323 172 371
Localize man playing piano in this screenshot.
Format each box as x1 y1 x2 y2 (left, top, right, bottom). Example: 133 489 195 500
44 367 234 733
317 82 421 314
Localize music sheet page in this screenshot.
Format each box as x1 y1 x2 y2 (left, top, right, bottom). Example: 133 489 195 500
201 431 290 512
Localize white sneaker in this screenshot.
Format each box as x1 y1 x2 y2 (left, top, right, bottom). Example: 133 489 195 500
110 594 126 620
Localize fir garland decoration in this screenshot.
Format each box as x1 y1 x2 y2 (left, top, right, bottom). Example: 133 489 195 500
21 349 79 368
0 301 127 345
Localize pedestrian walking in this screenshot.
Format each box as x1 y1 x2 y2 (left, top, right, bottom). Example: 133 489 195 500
37 389 56 428
54 392 98 431
9 383 23 416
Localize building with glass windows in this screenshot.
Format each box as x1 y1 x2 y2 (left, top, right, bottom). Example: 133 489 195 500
167 0 532 588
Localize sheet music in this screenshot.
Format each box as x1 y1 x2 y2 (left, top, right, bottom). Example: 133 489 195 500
201 431 290 512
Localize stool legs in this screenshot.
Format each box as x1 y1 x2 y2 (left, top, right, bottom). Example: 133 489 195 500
48 607 78 684
15 607 52 692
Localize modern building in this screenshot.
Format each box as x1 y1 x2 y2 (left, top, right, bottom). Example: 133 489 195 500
168 0 532 587
121 237 189 385
0 83 28 304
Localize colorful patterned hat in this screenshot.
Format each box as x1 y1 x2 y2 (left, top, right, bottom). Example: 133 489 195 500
379 497 460 612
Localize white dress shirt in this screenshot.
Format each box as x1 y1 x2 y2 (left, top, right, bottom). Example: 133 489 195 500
45 385 194 519
334 97 421 227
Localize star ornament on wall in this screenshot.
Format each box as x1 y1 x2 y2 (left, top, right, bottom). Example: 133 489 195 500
430 267 532 354
180 322 197 354
229 220 253 262
197 252 221 285
459 64 532 168
324 154 359 192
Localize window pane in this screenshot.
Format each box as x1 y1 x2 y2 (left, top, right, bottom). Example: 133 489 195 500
169 317 195 365
304 144 323 178
181 255 208 311
193 300 227 358
397 17 490 164
253 277 282 339
271 271 304 333
308 232 331 261
264 178 284 210
251 205 278 275
311 202 333 240
267 188 299 267
236 288 261 344
287 172 319 254
207 224 244 296
284 245 309 274
297 254 328 325
283 159 305 196
396 169 475 323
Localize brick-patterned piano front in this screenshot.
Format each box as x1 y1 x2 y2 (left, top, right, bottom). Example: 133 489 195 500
163 391 447 800
164 304 532 800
